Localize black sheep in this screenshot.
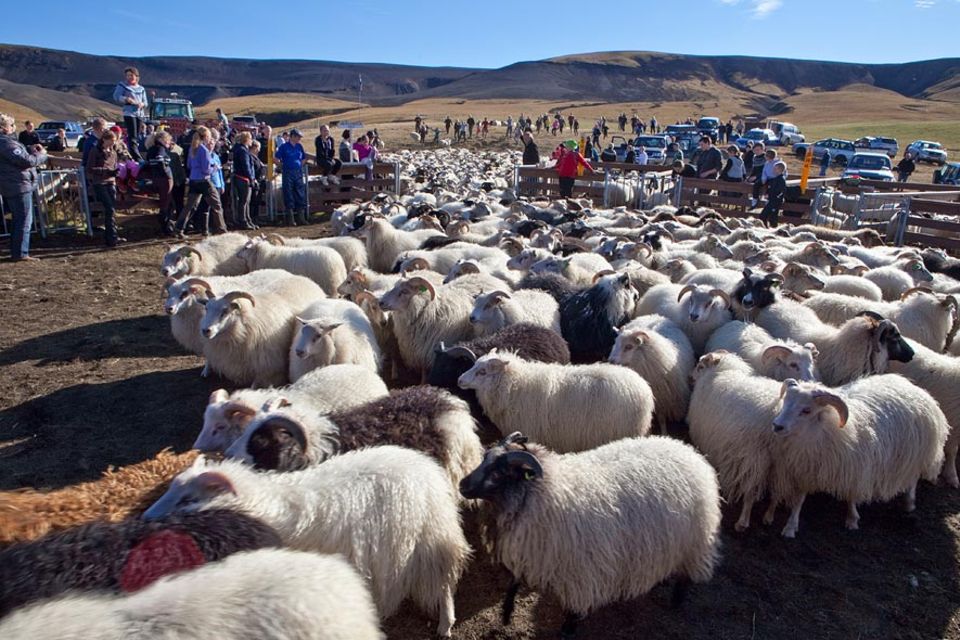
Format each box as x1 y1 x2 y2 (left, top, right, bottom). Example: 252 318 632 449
559 273 637 363
516 272 583 304
922 247 960 281
0 509 281 616
731 268 784 317
427 323 571 416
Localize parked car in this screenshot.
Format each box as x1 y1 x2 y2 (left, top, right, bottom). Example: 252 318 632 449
907 140 948 166
612 135 669 164
231 115 259 133
768 121 805 146
841 152 894 182
35 121 85 148
934 162 960 186
696 117 720 141
735 128 778 150
792 138 856 166
854 136 899 157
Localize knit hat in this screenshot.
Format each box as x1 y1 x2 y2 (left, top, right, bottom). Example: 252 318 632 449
562 139 578 150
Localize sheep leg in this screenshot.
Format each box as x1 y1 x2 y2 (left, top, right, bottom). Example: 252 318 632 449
762 498 778 525
560 612 582 639
781 493 806 538
436 583 456 638
657 413 669 436
904 483 917 513
845 502 860 530
943 443 960 489
501 578 520 626
735 496 754 532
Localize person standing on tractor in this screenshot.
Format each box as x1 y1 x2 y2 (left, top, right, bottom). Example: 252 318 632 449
113 67 148 162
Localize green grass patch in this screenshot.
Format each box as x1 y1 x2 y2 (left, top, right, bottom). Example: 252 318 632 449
802 121 960 157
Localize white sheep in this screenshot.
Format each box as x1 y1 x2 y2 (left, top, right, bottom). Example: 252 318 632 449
396 243 510 275
529 253 614 287
460 433 720 637
379 273 502 378
238 235 347 298
771 375 948 537
458 350 654 453
143 446 470 638
780 262 883 300
863 257 934 301
265 233 368 271
705 320 819 381
469 289 560 336
195 364 389 453
0 549 384 640
505 247 555 272
802 289 958 353
608 314 695 435
199 278 324 387
356 216 444 273
636 283 733 355
687 351 783 532
289 299 381 380
159 232 249 278
443 258 518 288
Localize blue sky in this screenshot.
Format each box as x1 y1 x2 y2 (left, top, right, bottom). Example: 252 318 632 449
1 0 957 68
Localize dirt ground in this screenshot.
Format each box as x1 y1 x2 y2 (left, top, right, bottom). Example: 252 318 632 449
2 207 960 639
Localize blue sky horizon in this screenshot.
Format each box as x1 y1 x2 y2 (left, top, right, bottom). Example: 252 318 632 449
2 0 958 69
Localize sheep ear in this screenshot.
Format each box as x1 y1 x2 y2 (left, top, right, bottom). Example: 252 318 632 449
501 450 543 481
209 389 229 405
195 471 236 496
762 345 792 364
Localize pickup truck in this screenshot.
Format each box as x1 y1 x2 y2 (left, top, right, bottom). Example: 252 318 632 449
231 115 260 133
841 152 894 182
696 117 720 141
792 138 856 166
854 136 899 157
768 121 805 146
613 135 669 163
907 140 948 166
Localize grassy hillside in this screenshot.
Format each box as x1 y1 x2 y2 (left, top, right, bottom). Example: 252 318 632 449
0 97 45 124
195 93 361 127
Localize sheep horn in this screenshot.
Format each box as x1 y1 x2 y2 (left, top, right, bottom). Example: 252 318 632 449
407 277 436 301
446 346 478 362
592 270 617 284
500 431 529 446
222 291 256 307
709 289 732 309
402 257 431 273
264 233 286 246
490 290 512 301
353 290 379 308
813 392 849 428
677 284 696 302
900 286 933 301
762 345 792 363
636 242 653 257
177 246 203 260
501 450 543 479
856 310 885 323
183 278 213 293
941 296 959 354
222 401 257 419
457 261 481 275
778 378 799 399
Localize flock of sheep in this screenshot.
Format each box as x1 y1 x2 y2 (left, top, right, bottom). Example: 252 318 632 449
3 148 960 639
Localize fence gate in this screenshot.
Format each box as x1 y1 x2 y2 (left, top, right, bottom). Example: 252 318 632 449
1 167 92 239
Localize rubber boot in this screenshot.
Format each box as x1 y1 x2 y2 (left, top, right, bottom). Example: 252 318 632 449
297 209 310 225
285 210 297 227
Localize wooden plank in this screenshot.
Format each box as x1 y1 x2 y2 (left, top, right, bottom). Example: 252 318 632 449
902 232 960 251
679 191 751 209
860 179 960 194
905 216 960 233
910 199 960 217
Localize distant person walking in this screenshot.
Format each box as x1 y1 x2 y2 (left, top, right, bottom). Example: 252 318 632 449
467 115 476 138
275 128 309 226
444 116 452 135
555 140 594 198
819 149 831 177
896 153 916 183
113 66 148 161
175 126 228 236
0 113 46 261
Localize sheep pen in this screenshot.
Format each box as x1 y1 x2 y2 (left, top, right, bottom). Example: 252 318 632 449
3 172 960 640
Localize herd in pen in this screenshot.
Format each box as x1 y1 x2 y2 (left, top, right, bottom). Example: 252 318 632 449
3 149 960 639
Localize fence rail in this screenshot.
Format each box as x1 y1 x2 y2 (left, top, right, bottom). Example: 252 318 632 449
515 163 674 208
893 196 960 251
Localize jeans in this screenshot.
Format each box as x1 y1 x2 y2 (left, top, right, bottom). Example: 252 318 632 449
232 177 253 228
318 158 342 176
282 170 306 212
819 165 829 177
5 190 34 259
123 115 143 161
93 183 118 246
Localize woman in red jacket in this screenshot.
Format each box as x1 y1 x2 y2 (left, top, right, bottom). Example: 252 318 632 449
554 139 595 198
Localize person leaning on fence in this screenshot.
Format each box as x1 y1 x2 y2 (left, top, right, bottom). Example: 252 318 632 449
275 128 310 227
635 145 649 166
113 67 147 162
314 125 342 185
522 130 540 166
624 144 636 164
0 113 47 262
759 161 787 228
555 140 594 199
719 145 745 197
175 126 228 238
600 143 617 163
146 130 175 236
82 118 107 167
231 131 258 230
819 148 831 177
752 149 780 207
353 133 379 181
87 129 125 248
896 152 915 183
18 121 40 147
47 128 68 153
696 136 723 180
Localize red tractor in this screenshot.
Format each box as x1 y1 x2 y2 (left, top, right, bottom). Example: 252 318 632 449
147 93 195 137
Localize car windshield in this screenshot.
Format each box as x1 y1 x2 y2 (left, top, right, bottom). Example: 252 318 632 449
636 137 666 148
153 103 193 118
922 142 942 150
850 156 890 170
667 125 696 133
746 131 766 140
697 119 717 127
38 122 66 130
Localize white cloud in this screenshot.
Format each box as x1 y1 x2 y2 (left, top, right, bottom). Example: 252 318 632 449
914 0 935 7
718 0 784 18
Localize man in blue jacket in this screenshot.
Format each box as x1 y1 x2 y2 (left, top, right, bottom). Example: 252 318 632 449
113 67 148 161
275 128 310 226
0 113 47 261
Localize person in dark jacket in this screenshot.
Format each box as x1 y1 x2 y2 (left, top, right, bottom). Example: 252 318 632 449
1 113 47 261
896 153 916 182
599 143 617 162
624 144 636 164
47 128 68 152
759 161 787 228
249 140 266 225
87 129 123 247
314 125 342 183
696 136 723 179
231 131 257 230
338 130 353 162
18 121 40 147
522 130 540 165
146 130 175 235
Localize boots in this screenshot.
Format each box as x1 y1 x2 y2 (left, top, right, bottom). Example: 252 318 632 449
285 210 297 227
297 210 310 225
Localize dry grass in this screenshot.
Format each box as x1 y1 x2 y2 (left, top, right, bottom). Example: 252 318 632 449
195 93 360 120
0 98 46 125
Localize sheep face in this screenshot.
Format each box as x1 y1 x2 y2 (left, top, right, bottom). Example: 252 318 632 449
470 291 511 333
678 285 730 323
235 237 265 267
701 235 734 260
224 414 312 471
900 259 935 285
292 320 342 359
871 317 914 364
608 329 652 367
336 269 367 299
507 249 548 271
772 379 848 434
195 392 258 452
164 279 212 315
733 269 783 311
457 352 508 392
200 293 256 340
761 344 819 382
379 277 435 312
444 260 481 284
160 246 202 278
142 461 237 520
782 263 825 295
459 434 543 501
689 350 728 385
